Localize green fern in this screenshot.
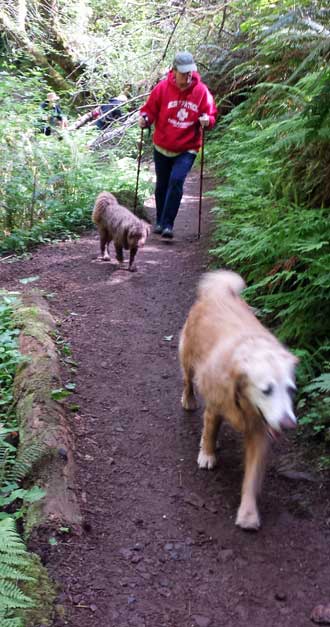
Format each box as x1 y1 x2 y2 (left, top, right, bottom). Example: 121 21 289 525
0 438 47 521
0 615 24 627
303 374 330 395
8 442 47 484
207 1 330 448
0 518 34 621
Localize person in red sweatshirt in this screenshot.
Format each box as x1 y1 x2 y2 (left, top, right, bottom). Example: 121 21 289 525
139 51 217 239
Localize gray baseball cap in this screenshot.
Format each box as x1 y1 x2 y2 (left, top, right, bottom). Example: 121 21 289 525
173 51 197 73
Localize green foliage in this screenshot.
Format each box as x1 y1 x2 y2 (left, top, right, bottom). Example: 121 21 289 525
32 0 226 96
0 71 152 254
0 294 49 623
0 293 23 420
298 371 330 448
0 293 46 519
208 0 330 450
0 517 35 623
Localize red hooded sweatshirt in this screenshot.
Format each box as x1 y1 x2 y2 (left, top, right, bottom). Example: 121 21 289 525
140 70 217 153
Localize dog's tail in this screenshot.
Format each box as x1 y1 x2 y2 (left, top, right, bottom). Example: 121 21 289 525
92 191 117 225
197 270 246 301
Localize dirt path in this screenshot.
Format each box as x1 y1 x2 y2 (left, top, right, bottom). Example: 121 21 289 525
1 170 330 627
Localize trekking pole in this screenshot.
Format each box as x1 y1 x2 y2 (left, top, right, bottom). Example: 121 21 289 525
133 126 144 214
197 126 205 240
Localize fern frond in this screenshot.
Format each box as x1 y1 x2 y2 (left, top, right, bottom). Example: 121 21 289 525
0 581 33 609
0 528 26 555
0 518 35 615
0 554 36 567
8 442 47 483
0 564 35 582
303 374 330 395
0 614 24 627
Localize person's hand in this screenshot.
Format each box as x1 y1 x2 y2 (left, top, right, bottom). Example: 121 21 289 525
199 113 209 128
138 115 149 129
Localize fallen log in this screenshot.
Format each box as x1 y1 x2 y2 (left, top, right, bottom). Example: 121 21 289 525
13 290 82 537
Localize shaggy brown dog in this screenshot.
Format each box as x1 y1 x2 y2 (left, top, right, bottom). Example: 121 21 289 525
179 270 298 530
92 191 150 272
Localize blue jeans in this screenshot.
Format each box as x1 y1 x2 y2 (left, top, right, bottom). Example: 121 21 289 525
153 148 196 229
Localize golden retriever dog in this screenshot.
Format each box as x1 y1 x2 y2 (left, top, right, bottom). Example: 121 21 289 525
92 191 150 272
179 270 298 530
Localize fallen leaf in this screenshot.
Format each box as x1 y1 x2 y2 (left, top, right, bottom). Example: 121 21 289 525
19 276 40 284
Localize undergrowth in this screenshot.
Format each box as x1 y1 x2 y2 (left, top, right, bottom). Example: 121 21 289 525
0 71 152 254
208 62 330 458
0 292 47 624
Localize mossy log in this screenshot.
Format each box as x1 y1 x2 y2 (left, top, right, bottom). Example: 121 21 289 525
13 290 82 537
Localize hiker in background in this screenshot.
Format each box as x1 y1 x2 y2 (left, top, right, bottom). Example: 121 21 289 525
138 51 217 239
73 95 127 130
39 92 67 136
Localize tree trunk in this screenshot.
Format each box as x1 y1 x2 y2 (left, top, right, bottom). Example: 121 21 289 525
17 0 27 30
0 7 73 93
37 0 85 79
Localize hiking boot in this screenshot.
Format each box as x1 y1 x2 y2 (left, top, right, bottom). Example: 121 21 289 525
161 227 174 239
153 224 163 234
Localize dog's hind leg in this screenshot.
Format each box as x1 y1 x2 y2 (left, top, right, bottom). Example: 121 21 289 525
235 429 269 530
198 408 222 469
181 367 197 411
99 228 111 261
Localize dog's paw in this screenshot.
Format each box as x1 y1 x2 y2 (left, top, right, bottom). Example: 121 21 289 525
128 264 137 272
181 392 197 411
235 506 260 531
198 450 216 469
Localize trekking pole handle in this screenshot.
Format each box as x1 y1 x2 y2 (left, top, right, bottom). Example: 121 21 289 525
133 126 144 214
141 113 149 127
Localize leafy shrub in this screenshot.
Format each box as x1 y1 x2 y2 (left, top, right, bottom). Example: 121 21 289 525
207 12 330 450
0 517 35 625
0 71 152 254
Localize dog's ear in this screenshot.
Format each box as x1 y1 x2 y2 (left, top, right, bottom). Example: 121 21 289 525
234 372 265 431
130 226 142 239
234 373 249 409
141 220 151 237
122 227 129 248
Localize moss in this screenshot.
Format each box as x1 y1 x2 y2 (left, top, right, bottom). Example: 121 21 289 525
14 359 59 405
13 302 56 347
18 553 57 627
14 305 40 323
24 501 47 539
8 291 80 623
17 322 56 350
15 392 34 426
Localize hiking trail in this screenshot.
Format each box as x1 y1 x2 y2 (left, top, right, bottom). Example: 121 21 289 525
1 170 330 627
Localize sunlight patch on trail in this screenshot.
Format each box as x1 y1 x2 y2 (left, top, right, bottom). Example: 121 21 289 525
108 273 134 285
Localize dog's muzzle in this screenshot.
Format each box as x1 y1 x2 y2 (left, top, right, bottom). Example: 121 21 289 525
258 408 297 440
